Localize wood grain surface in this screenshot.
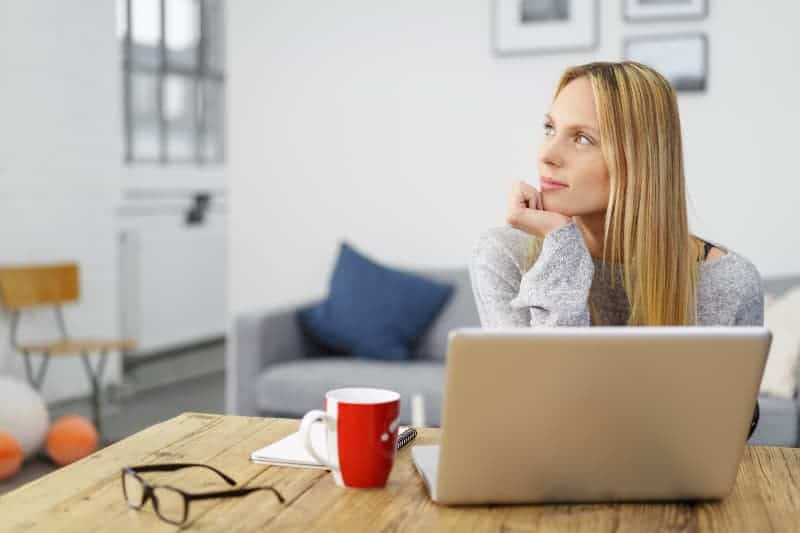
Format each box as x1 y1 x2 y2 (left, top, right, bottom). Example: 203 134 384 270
1 413 798 532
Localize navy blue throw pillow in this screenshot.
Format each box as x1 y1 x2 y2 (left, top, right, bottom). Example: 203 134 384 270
298 242 453 361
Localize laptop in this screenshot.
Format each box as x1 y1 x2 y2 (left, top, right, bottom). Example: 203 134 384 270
412 326 771 505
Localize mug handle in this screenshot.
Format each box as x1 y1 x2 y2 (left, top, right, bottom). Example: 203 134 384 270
299 410 335 470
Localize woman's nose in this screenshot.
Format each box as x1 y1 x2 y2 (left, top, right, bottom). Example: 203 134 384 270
539 139 563 168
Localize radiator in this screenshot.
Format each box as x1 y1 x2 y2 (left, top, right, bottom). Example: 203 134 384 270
118 192 226 356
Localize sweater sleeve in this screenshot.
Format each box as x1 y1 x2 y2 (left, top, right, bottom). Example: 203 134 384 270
468 228 533 327
469 223 595 328
698 253 765 327
733 269 765 326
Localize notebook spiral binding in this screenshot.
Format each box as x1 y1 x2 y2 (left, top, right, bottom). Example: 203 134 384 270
397 428 417 449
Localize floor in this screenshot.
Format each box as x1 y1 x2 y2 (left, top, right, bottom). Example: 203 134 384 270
0 340 226 495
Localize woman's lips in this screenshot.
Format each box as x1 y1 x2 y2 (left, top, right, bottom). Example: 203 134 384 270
541 177 569 191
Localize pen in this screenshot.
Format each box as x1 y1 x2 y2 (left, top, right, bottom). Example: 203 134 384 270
396 427 417 450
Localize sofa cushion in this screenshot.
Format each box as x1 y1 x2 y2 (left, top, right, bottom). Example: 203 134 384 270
298 242 453 361
749 395 799 446
761 285 800 399
256 358 446 426
409 268 481 361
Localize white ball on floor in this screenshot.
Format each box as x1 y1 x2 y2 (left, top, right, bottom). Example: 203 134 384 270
0 375 50 458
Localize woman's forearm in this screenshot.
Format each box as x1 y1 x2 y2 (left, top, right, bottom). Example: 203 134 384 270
510 222 594 327
469 224 594 328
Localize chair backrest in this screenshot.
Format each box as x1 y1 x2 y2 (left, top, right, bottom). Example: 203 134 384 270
0 263 80 310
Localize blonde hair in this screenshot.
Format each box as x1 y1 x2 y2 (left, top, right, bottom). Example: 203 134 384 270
527 61 706 326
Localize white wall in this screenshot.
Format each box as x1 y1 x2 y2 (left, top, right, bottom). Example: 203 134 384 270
228 0 800 324
0 0 123 403
0 1 225 403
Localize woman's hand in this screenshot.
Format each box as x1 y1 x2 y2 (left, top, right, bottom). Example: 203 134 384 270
505 180 574 239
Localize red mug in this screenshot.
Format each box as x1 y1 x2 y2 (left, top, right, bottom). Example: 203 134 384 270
299 388 401 488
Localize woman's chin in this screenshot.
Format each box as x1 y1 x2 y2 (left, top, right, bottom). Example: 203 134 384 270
541 197 571 216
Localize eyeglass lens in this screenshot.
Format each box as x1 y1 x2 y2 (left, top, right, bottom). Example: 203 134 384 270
152 486 187 524
122 471 145 508
123 470 187 524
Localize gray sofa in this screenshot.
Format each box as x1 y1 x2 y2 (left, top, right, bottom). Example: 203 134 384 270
228 269 800 446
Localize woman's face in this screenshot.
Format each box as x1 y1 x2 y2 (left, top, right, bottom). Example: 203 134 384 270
538 76 610 217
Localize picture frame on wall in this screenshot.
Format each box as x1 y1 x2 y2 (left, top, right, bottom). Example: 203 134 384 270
624 33 708 93
623 0 708 23
492 0 598 56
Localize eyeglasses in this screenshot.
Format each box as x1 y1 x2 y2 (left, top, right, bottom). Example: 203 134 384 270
121 463 284 525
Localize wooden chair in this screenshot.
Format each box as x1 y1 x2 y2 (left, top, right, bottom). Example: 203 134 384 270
0 263 136 437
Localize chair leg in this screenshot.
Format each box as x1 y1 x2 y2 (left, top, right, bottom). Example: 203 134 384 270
80 350 109 439
22 351 51 390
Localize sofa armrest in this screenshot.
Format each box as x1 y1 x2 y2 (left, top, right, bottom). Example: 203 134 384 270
226 300 321 416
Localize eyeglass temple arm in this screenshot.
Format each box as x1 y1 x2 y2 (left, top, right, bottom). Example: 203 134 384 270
187 486 285 504
129 463 236 485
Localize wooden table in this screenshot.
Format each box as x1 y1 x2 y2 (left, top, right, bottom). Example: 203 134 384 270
2 413 799 532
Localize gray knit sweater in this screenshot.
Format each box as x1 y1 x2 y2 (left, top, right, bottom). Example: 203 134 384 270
469 223 764 328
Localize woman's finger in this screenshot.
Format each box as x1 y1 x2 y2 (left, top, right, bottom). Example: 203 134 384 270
509 181 529 208
516 181 539 201
529 186 544 211
509 188 526 210
514 205 573 239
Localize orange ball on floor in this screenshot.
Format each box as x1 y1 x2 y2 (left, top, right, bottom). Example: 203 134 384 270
46 415 99 466
0 432 23 480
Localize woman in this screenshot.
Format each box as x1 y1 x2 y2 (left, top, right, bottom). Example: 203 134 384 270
468 62 763 435
469 61 763 329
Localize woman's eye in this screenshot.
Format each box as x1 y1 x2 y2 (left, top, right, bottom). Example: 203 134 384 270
543 123 554 135
576 134 593 146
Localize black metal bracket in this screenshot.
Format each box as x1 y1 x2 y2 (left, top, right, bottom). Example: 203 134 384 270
186 193 211 225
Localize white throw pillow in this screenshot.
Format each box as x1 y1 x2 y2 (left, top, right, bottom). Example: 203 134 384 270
760 286 800 399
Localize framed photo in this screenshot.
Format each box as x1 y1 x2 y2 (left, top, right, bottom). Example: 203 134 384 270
492 0 598 56
624 33 708 92
623 0 708 23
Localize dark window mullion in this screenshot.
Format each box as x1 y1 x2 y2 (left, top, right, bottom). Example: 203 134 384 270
217 0 225 164
158 0 167 164
196 0 206 164
124 0 133 163
200 70 224 81
128 63 204 77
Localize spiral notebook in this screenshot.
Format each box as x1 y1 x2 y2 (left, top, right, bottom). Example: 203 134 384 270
250 422 416 470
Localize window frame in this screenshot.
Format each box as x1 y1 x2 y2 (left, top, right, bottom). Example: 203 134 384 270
122 0 225 165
